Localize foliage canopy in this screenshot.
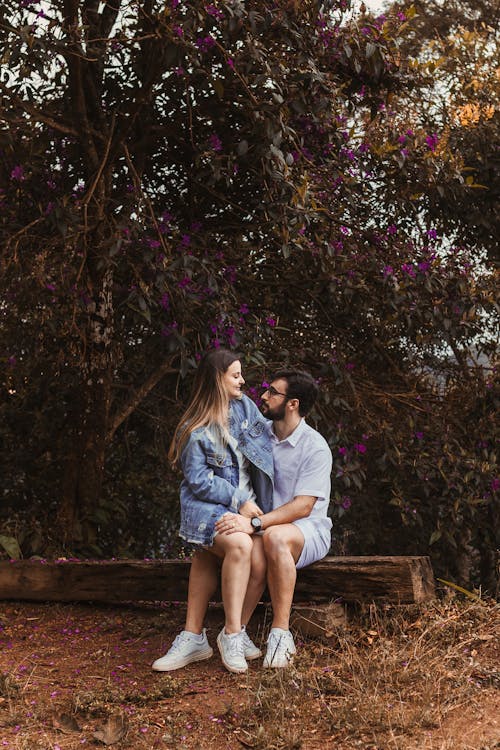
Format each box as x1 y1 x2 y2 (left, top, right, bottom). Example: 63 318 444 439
0 0 498 591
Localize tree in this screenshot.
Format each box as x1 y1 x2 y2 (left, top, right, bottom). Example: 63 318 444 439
1 1 498 590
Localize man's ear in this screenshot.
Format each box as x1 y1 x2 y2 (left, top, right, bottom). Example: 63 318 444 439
287 397 300 412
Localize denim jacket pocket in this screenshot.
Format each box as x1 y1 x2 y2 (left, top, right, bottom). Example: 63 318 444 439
206 452 234 469
248 420 265 438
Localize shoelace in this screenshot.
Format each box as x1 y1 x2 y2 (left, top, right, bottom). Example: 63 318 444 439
170 633 194 652
241 631 254 648
225 634 245 657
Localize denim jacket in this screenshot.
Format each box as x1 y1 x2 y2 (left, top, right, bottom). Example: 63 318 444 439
178 395 274 545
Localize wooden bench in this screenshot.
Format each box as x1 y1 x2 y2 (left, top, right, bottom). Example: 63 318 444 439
0 556 435 605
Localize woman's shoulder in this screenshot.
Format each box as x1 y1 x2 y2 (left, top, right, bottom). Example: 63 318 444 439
183 424 216 446
231 394 260 420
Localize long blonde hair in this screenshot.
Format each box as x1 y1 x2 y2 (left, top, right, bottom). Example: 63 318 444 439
168 349 240 466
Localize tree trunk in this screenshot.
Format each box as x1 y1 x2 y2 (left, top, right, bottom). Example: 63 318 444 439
57 269 115 548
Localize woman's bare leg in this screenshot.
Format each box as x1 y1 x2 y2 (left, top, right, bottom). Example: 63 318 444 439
242 535 267 626
185 549 219 634
212 532 253 634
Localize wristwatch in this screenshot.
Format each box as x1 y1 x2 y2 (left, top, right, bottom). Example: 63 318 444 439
250 516 263 533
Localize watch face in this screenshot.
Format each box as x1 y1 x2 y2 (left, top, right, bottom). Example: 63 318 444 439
251 517 261 530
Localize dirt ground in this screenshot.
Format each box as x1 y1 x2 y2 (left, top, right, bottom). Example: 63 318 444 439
0 599 499 750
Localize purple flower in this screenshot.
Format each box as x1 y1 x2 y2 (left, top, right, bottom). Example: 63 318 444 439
266 317 276 327
340 225 350 235
418 260 430 273
425 133 439 152
178 275 191 288
427 228 438 240
239 303 249 315
345 362 355 371
11 165 25 181
401 263 416 278
161 322 178 337
206 4 224 19
354 443 367 454
491 478 500 493
209 133 222 152
160 293 170 310
338 447 347 456
414 431 424 440
195 35 215 52
387 224 397 235
341 496 352 510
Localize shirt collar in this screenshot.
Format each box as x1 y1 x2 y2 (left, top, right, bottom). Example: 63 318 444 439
270 417 305 446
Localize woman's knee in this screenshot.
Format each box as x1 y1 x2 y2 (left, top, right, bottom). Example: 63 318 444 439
218 532 253 558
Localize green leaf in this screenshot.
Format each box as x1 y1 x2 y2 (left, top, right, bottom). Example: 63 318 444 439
0 535 22 559
429 530 441 545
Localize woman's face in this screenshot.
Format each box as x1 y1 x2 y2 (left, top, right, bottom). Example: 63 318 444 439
222 360 245 400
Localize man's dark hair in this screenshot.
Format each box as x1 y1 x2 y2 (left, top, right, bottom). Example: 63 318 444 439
271 369 319 417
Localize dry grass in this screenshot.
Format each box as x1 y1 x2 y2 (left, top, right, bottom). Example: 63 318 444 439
240 596 500 750
0 596 498 749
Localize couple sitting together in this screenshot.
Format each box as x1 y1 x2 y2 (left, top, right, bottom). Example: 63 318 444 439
152 349 332 674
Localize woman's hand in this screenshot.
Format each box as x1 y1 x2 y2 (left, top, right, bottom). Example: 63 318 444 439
215 513 252 535
238 501 263 518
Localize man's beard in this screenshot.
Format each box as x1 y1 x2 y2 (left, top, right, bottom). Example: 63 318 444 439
260 401 287 421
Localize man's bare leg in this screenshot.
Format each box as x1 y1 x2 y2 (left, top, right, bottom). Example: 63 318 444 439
262 524 304 630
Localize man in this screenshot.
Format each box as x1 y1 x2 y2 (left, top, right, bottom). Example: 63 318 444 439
152 368 332 672
216 369 333 667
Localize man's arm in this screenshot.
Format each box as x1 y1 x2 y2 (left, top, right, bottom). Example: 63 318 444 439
215 494 316 536
257 495 316 528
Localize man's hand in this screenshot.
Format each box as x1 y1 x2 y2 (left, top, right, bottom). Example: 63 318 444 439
215 513 253 535
238 501 263 518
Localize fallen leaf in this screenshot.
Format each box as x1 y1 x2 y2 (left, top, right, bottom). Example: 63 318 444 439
93 713 128 745
52 713 81 734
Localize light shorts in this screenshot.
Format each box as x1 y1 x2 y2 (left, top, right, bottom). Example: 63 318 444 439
293 518 331 569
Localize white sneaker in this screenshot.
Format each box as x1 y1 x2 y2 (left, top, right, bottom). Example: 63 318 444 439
263 628 296 668
216 629 248 674
218 627 261 661
241 626 262 660
152 629 213 671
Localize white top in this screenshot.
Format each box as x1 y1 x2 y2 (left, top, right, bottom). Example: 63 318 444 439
228 434 257 504
268 418 332 531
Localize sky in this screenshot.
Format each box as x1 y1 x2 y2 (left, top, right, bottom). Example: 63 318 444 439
360 0 387 10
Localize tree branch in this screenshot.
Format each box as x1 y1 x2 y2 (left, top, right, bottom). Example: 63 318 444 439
107 359 178 443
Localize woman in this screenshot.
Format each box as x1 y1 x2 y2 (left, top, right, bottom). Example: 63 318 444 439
152 349 273 674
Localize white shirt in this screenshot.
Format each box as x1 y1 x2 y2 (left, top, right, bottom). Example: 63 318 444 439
269 418 332 531
228 434 257 504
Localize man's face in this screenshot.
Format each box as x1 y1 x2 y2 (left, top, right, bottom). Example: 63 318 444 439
260 378 289 421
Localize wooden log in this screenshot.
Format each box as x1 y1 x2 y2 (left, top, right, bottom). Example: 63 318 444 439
290 603 347 639
0 556 435 604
